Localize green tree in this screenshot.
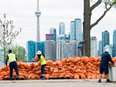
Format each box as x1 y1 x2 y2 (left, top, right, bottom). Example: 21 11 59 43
82 0 116 57
0 14 21 63
5 44 27 61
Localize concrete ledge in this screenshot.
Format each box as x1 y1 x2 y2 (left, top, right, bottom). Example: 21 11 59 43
0 79 114 83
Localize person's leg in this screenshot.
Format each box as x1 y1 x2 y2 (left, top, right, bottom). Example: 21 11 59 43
98 65 103 82
40 64 46 79
13 61 19 77
104 66 112 82
10 62 13 80
41 64 45 76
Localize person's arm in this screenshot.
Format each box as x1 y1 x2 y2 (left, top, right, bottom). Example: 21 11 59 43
5 55 9 66
108 54 114 64
42 53 45 58
16 57 17 61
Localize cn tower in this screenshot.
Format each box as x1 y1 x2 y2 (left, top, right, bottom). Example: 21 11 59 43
35 0 41 42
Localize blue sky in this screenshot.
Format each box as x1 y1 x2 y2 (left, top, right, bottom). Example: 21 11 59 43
0 0 116 49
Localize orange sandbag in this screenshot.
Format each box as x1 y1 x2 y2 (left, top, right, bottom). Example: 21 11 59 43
45 74 50 79
36 75 40 79
81 74 86 79
4 75 10 78
74 74 79 79
19 75 25 78
91 74 97 79
87 74 92 79
23 74 28 79
19 72 23 76
35 55 39 61
1 65 7 70
0 77 3 80
35 71 41 74
6 71 10 75
19 65 25 69
31 75 37 79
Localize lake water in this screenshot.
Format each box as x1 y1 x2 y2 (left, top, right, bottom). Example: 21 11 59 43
0 61 38 68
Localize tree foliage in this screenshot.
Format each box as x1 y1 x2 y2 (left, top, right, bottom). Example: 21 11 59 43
82 0 116 57
0 14 22 63
4 44 27 61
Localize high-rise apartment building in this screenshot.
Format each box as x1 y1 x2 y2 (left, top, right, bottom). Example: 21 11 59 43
45 40 55 60
102 30 109 53
26 41 36 61
98 41 102 56
36 42 45 55
113 30 116 57
91 36 97 58
70 18 82 44
59 22 65 34
56 40 78 60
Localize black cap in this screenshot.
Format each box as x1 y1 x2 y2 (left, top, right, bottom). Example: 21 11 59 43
8 49 12 53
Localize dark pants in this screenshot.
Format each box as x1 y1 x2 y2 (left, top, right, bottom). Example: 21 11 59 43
10 61 19 78
100 64 109 75
41 64 46 74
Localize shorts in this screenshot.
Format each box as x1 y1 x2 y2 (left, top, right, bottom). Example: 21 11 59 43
100 65 109 75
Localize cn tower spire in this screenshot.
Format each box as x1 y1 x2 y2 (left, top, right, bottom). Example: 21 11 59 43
35 0 41 42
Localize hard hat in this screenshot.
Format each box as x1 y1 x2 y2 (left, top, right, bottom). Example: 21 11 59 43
36 51 42 55
105 49 110 53
8 49 12 53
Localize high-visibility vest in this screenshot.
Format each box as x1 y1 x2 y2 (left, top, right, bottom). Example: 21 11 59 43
39 55 46 65
8 53 16 63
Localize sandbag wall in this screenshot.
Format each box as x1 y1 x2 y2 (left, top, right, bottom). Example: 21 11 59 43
0 56 116 80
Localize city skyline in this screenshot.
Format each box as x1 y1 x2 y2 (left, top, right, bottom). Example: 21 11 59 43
0 0 116 49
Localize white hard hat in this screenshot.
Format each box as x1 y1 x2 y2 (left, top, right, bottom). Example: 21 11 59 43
105 49 110 53
36 51 42 55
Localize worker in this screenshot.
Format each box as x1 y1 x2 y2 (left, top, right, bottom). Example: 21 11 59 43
35 50 46 79
98 49 114 83
5 49 19 80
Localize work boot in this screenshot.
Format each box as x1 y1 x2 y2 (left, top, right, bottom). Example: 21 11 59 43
40 75 43 79
41 76 45 80
106 79 112 82
17 75 19 80
98 79 101 83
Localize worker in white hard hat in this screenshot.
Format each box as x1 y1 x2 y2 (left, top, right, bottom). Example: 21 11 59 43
98 49 114 83
35 50 46 79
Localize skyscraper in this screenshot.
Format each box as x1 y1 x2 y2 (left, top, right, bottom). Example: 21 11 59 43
70 18 82 44
75 18 82 44
59 22 65 34
102 30 109 53
113 30 116 57
91 36 97 58
26 41 36 62
36 42 45 55
98 41 102 56
35 0 41 42
70 21 75 40
56 40 78 60
45 40 55 60
50 28 56 41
